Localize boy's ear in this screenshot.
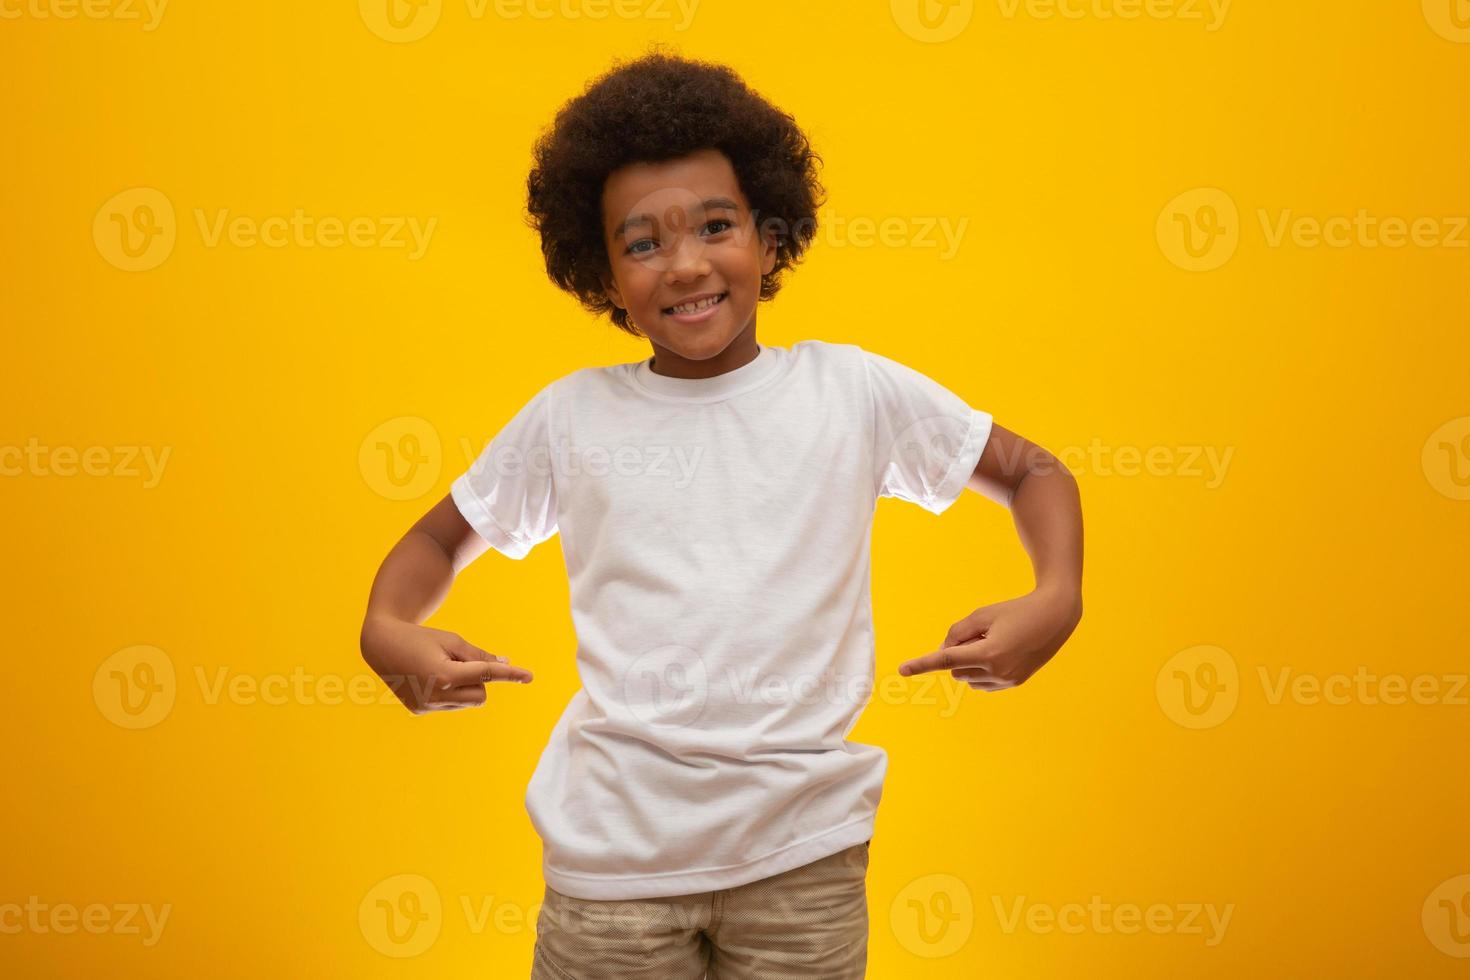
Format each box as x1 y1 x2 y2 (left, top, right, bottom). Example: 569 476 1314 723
599 271 625 310
759 226 778 277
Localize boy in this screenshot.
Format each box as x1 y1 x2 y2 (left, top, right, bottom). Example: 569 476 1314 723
360 49 1083 979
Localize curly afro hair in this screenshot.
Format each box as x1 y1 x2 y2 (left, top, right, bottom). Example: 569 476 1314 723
526 47 825 337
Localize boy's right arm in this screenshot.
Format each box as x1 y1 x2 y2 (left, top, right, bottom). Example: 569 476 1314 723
360 492 534 715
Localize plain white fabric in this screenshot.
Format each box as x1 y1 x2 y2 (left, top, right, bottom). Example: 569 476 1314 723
451 340 992 899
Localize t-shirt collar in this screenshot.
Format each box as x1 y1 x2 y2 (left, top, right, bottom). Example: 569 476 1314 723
631 343 781 402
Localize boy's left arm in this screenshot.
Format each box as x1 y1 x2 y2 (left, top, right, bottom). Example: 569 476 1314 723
897 423 1084 691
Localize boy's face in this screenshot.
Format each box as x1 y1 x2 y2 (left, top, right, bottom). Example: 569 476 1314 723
600 148 777 364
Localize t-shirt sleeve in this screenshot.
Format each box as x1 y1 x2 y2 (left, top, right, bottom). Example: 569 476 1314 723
449 382 559 560
861 347 993 515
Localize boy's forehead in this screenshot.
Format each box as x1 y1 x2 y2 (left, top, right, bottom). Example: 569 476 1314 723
602 149 746 233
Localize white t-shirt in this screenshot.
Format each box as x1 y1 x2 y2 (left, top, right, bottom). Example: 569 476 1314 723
450 339 993 900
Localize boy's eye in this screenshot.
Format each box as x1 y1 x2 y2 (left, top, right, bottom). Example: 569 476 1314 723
626 219 735 255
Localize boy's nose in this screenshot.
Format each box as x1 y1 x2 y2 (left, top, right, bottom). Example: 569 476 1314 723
663 238 712 281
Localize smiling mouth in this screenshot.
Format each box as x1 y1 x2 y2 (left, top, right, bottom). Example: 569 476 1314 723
663 292 728 315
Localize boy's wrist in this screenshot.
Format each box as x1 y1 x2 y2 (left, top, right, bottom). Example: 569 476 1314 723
360 611 410 646
1031 580 1083 622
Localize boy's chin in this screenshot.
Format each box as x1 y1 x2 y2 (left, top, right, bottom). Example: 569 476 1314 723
651 324 745 360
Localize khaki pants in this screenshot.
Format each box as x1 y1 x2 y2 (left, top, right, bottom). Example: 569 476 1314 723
530 840 871 979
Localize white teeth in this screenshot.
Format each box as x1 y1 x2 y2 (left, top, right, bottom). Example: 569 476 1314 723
669 293 724 314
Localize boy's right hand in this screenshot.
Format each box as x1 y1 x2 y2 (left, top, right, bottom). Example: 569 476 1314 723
360 616 533 715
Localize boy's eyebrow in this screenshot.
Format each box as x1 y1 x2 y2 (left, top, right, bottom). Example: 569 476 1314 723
613 196 742 237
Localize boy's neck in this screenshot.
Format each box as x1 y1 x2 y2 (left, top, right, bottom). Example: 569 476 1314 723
647 325 760 380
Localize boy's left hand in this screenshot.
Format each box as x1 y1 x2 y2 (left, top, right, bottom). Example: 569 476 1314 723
896 588 1082 691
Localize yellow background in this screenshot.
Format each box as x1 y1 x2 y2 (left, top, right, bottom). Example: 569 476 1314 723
3 0 1468 976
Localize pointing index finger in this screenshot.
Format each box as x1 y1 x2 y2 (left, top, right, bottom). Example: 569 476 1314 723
898 641 987 677
445 659 534 686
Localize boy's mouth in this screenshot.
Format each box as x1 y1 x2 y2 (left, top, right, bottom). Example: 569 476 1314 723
662 291 728 316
